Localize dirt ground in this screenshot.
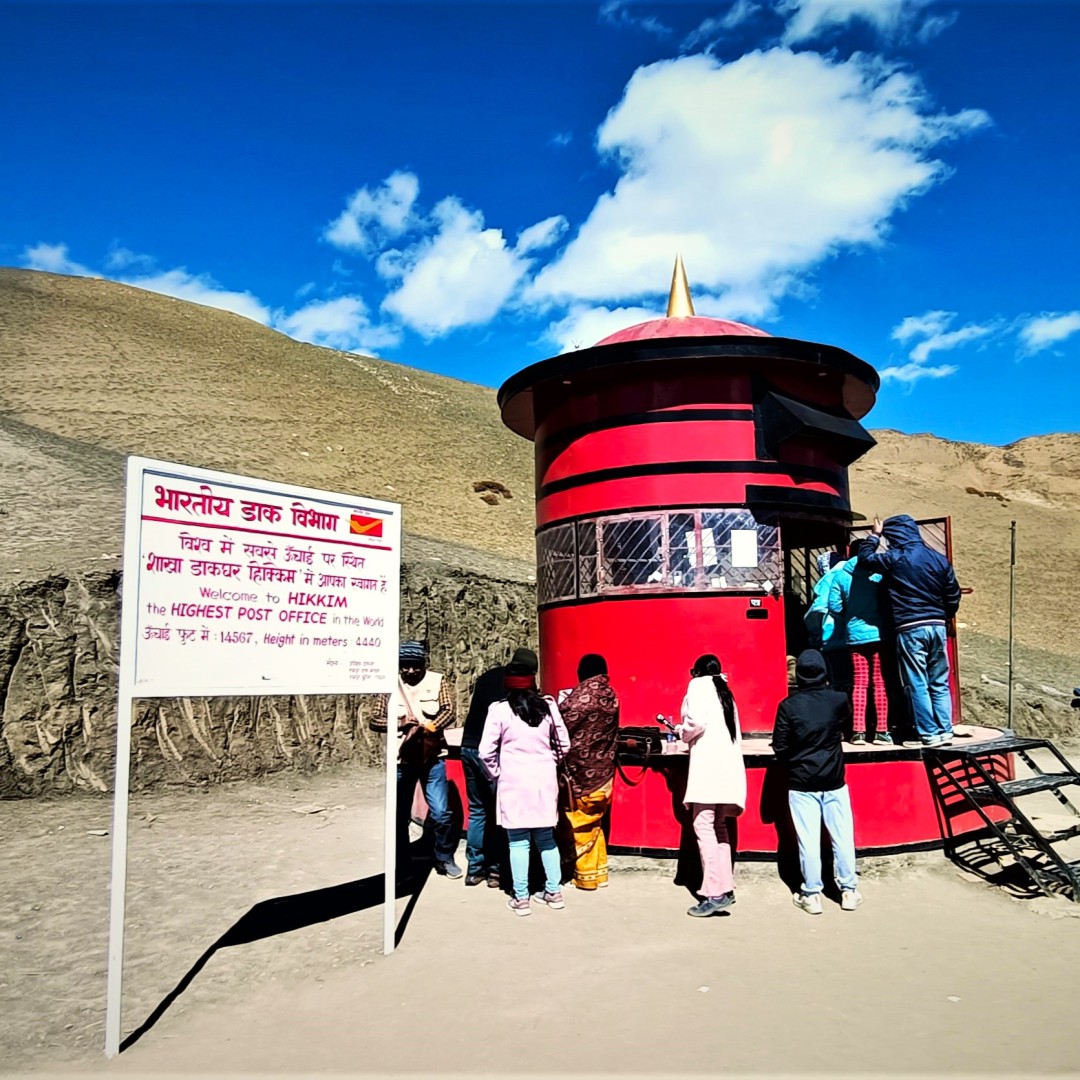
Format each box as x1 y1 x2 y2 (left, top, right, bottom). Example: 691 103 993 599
4 762 1080 1079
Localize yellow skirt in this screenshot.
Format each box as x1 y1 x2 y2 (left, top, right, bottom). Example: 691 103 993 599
564 779 614 890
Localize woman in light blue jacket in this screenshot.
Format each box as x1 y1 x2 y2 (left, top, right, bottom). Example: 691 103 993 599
828 558 891 745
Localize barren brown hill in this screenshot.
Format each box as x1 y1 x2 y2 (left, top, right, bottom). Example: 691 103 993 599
0 267 536 583
2 266 1078 663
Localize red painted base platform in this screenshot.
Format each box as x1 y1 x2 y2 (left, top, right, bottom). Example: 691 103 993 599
433 726 1011 859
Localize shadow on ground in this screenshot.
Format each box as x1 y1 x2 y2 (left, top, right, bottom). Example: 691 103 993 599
120 842 432 1053
945 833 1049 899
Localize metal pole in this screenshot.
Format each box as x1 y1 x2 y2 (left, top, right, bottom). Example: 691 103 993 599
1007 520 1017 729
383 694 398 955
105 456 144 1058
104 691 133 1057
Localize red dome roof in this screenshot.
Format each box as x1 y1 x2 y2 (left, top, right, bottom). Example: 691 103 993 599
596 315 771 347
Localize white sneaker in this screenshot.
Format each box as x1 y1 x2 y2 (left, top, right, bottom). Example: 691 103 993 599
841 889 863 911
793 891 823 915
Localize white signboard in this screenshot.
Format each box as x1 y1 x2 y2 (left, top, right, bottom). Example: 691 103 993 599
106 457 402 1058
124 457 401 696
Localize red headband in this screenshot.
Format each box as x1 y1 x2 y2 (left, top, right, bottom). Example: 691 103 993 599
504 674 536 690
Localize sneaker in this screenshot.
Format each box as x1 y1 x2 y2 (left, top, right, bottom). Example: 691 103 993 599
793 891 823 915
687 893 735 917
465 872 486 887
506 896 531 917
903 739 929 749
932 735 954 747
873 731 895 745
851 732 867 746
841 889 863 911
532 890 566 910
434 858 463 879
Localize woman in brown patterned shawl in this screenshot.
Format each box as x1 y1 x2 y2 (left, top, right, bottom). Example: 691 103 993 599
560 654 619 890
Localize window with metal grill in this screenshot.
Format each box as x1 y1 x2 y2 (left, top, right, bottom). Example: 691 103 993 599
536 508 783 605
535 523 575 604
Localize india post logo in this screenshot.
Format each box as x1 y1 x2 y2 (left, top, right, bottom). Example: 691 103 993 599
349 513 384 538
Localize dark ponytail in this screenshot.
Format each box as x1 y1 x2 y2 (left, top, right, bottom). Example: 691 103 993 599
507 687 551 727
691 653 737 743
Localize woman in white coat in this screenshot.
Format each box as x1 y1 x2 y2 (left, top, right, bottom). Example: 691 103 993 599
677 653 747 917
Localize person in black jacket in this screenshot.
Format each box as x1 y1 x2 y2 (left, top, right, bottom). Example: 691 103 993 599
460 647 538 887
857 515 962 747
772 650 862 916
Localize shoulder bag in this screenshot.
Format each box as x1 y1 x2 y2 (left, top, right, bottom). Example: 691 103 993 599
548 711 576 811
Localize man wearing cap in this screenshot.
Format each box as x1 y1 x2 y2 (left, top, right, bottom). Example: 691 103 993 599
371 640 462 878
460 647 538 887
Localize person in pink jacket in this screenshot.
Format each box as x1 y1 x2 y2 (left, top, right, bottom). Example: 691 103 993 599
479 657 572 917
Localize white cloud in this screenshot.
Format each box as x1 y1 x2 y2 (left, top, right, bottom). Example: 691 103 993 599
891 309 995 365
882 308 1000 386
324 174 563 337
550 131 573 148
119 267 273 325
528 49 989 317
379 197 538 338
778 0 946 45
891 309 952 342
879 361 959 384
1017 311 1080 355
909 323 992 363
516 215 569 255
599 1 673 38
22 242 98 278
544 303 661 353
682 1 761 50
323 171 420 255
275 295 401 354
104 245 156 273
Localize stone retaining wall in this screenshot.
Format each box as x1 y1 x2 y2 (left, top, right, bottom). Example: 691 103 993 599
0 565 537 797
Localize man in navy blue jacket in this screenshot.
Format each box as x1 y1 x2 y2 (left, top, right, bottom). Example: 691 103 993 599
857 515 962 747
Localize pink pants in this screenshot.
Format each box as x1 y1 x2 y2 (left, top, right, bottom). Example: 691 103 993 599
690 803 735 897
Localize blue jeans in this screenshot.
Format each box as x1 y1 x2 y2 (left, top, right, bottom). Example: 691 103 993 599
896 624 953 743
397 759 456 864
460 747 501 876
507 827 561 900
788 786 858 894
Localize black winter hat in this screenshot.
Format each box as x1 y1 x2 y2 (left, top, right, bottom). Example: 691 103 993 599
795 649 828 688
507 647 539 676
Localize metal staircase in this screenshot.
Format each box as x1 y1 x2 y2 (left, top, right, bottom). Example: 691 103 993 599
925 733 1080 901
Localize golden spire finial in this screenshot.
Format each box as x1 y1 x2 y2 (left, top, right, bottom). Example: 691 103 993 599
666 253 695 318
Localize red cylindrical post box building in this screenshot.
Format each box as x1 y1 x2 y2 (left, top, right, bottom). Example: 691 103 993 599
500 259 877 720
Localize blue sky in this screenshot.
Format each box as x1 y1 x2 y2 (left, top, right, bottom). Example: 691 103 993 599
2 0 1078 446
